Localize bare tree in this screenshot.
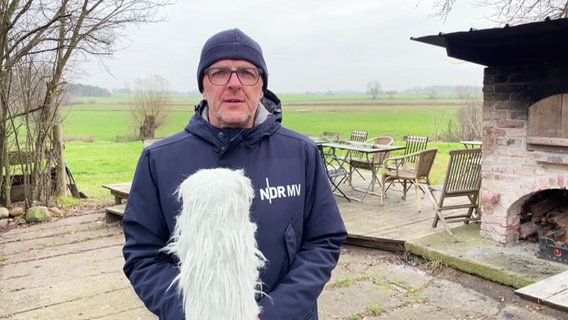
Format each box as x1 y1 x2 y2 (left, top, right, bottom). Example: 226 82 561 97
131 74 172 139
5 58 53 206
444 96 483 142
366 81 382 100
0 0 173 206
432 0 568 23
459 96 483 140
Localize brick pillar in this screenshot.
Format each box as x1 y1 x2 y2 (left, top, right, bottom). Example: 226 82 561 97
480 63 568 244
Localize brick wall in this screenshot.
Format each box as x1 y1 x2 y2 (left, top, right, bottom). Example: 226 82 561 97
480 63 568 244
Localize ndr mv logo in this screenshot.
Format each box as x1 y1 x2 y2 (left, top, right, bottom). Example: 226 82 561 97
259 178 302 204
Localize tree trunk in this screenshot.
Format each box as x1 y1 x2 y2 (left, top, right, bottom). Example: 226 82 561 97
139 115 156 139
53 124 66 197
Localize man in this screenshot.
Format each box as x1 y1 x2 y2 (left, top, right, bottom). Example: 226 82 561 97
122 28 347 319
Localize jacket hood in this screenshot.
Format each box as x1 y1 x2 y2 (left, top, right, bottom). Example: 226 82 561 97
261 89 282 122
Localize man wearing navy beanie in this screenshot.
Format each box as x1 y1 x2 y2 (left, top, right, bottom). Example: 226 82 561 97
194 28 279 129
122 27 346 320
197 28 268 93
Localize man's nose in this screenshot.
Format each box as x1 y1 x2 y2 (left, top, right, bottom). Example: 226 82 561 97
227 72 242 87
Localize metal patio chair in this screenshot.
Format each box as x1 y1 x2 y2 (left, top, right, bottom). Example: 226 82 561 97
349 135 394 191
426 148 482 235
347 130 369 180
317 142 350 202
350 130 368 143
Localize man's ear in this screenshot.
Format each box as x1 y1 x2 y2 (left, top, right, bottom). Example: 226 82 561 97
202 91 208 99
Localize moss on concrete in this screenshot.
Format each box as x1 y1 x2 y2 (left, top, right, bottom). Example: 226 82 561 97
404 223 553 289
405 241 533 288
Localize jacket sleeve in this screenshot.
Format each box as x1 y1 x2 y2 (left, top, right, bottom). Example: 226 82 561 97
122 151 184 319
258 145 347 319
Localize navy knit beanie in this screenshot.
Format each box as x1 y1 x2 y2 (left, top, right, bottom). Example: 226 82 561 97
197 28 268 93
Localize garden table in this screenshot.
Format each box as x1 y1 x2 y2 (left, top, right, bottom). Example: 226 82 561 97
320 141 405 202
460 140 482 149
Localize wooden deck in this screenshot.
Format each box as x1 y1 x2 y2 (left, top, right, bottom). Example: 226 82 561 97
334 174 452 251
100 174 454 250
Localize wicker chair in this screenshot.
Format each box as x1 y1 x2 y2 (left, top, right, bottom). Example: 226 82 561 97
381 148 438 212
321 131 341 142
349 136 394 190
319 131 342 162
383 135 429 193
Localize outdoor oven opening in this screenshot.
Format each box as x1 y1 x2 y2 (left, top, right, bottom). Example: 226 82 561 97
518 189 568 247
519 189 568 241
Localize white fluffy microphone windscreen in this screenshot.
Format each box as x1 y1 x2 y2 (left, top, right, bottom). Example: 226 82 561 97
162 168 266 320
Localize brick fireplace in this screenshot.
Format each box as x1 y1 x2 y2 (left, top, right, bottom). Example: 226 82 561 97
481 67 568 244
413 17 568 244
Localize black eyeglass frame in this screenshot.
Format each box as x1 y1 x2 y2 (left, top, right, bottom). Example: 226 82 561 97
204 67 264 86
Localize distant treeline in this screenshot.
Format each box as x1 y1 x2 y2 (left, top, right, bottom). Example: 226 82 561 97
68 83 481 98
68 83 111 97
67 83 196 97
401 85 481 96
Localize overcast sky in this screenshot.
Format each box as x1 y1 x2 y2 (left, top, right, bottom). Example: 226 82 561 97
74 0 500 94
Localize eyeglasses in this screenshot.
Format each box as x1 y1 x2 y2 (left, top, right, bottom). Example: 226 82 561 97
204 67 263 86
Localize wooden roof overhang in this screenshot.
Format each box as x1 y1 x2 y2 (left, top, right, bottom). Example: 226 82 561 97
411 17 568 67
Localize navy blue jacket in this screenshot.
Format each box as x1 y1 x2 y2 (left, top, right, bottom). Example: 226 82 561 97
122 95 347 319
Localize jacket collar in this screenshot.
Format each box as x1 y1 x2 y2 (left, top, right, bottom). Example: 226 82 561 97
186 91 282 150
193 89 282 124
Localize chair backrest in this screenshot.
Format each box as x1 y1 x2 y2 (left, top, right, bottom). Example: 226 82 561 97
322 131 341 142
442 148 482 195
414 148 438 182
369 136 394 146
366 136 394 165
349 130 368 159
350 130 368 143
404 136 429 163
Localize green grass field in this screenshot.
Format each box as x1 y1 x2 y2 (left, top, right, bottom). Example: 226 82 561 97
61 95 468 202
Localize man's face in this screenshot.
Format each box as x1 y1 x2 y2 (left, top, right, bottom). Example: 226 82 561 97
202 59 264 128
